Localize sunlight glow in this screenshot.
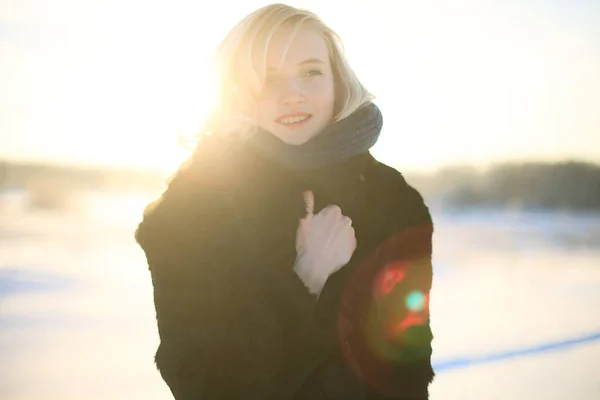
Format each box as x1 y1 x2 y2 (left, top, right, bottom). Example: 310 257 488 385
1 0 599 172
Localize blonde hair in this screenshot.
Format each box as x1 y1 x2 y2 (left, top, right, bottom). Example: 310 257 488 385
200 3 374 138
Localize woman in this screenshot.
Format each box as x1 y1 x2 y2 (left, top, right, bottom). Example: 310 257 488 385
136 4 435 399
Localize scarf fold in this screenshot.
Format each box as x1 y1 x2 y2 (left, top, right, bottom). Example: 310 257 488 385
245 102 383 170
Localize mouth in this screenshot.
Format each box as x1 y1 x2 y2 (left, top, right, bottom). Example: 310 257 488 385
276 113 312 126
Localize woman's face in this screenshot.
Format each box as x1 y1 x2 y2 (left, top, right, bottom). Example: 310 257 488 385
257 27 335 145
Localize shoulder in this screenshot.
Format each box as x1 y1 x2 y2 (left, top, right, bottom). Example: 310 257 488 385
134 176 204 258
367 159 432 226
135 139 246 252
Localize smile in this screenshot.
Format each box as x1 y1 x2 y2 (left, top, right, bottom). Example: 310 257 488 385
277 114 312 125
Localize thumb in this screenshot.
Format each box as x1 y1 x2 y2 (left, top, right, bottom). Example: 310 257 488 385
303 190 314 218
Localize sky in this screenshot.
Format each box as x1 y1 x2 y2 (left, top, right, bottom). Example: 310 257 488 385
1 0 599 172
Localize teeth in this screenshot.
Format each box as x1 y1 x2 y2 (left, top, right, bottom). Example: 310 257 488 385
280 115 309 124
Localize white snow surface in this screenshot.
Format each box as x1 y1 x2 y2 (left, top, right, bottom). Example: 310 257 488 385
1 190 599 399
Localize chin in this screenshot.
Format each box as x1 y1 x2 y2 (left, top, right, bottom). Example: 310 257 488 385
275 131 316 146
286 136 312 146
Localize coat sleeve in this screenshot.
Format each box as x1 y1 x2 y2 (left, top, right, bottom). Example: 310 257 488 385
365 183 435 400
135 184 233 399
135 182 292 400
327 180 433 400
144 239 222 399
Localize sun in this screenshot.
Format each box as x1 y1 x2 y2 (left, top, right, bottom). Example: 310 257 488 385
47 51 218 172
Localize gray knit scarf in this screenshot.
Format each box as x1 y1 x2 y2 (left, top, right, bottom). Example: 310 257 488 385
245 102 383 170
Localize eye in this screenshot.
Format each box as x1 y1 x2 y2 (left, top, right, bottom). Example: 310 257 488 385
264 75 277 84
303 69 323 78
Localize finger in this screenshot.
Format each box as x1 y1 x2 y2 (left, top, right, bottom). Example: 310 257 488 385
346 225 357 241
303 190 314 216
335 215 352 230
323 204 342 217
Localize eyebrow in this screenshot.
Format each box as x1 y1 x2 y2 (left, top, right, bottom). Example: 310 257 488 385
298 58 324 65
267 58 325 71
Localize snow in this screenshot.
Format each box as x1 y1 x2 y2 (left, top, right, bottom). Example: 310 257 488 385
1 191 599 399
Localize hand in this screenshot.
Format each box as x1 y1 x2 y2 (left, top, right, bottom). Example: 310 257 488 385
294 190 357 295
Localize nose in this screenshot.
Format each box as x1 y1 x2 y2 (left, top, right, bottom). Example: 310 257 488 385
279 78 305 105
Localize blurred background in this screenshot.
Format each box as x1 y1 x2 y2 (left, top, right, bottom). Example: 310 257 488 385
1 0 599 399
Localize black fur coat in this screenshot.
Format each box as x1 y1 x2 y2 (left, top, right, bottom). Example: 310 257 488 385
135 136 435 399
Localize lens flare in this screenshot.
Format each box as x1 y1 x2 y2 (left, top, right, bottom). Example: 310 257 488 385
405 290 426 312
374 261 407 296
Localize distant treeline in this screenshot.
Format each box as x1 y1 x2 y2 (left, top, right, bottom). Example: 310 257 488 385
407 161 600 212
0 161 168 192
1 159 599 211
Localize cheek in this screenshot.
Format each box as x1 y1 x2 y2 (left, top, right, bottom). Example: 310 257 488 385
309 81 335 109
257 99 278 122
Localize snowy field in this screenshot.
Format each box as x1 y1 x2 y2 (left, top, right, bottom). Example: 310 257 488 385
1 189 599 400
